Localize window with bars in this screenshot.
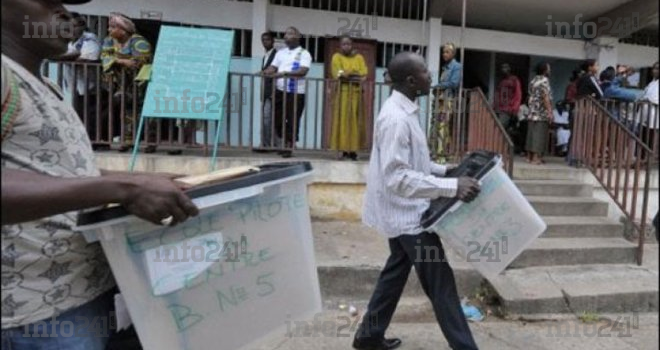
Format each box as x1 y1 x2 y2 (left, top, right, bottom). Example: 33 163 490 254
619 31 659 48
80 14 253 57
273 31 425 67
270 0 426 21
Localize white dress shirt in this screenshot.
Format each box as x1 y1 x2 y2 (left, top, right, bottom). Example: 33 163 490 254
363 90 458 238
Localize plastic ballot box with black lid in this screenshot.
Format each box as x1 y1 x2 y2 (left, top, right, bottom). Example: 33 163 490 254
421 151 546 280
76 162 321 350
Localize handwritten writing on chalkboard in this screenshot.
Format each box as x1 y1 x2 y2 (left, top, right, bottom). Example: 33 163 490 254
140 26 234 121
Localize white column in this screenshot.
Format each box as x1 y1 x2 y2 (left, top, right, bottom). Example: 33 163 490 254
427 17 443 85
251 0 270 62
488 52 496 103
586 36 619 71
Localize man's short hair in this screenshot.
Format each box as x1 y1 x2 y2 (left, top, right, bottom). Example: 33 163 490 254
261 31 274 39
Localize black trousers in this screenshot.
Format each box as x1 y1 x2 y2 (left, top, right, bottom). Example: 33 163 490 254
356 232 479 350
274 90 305 147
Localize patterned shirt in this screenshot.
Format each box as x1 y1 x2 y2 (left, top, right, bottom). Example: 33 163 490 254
1 54 114 329
363 90 457 238
527 75 553 122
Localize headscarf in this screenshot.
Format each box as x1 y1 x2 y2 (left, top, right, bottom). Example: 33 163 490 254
109 12 136 35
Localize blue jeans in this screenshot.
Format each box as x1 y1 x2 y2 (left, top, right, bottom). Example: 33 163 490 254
2 289 115 350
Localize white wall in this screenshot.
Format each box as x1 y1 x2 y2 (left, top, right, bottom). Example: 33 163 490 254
269 5 425 45
440 26 587 60
67 0 252 30
69 0 657 68
617 43 659 68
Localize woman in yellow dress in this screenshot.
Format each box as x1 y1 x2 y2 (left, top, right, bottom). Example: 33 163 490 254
330 36 368 161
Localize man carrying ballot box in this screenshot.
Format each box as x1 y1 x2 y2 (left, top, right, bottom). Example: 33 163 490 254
353 52 481 350
1 1 198 349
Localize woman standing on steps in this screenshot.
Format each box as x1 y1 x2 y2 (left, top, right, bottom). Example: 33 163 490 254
526 62 554 165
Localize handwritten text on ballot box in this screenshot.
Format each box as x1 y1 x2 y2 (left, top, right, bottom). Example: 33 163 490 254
77 170 321 350
428 165 547 280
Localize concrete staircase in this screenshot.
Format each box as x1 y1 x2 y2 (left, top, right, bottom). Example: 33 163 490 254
488 167 659 316
312 162 659 319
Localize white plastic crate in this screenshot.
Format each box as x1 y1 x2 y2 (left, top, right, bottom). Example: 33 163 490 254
76 163 321 350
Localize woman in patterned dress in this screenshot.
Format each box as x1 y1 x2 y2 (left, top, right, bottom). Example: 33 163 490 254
430 43 462 163
101 13 153 152
526 62 554 165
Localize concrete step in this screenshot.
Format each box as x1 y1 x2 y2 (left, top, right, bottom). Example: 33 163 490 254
312 221 482 300
320 296 438 324
510 237 637 268
542 216 623 238
513 161 585 181
527 196 609 217
514 180 593 197
317 262 481 301
489 264 659 314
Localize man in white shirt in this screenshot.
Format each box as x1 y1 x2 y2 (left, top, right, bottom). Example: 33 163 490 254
354 52 480 350
59 12 103 147
639 61 659 130
262 27 312 158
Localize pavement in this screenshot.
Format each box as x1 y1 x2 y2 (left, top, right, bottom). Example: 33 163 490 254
243 224 660 350
248 311 659 350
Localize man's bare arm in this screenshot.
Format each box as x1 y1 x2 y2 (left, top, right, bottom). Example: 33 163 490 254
2 169 198 226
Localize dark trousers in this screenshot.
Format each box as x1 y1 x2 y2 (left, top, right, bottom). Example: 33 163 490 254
274 90 305 147
356 232 479 350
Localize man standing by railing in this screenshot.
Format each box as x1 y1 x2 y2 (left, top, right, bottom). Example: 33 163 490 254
254 31 277 153
58 12 103 148
494 63 522 150
262 27 312 158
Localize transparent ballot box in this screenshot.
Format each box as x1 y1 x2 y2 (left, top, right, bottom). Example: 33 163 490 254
421 151 547 280
76 162 321 350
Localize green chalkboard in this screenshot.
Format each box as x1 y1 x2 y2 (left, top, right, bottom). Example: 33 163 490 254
140 25 234 121
130 26 234 171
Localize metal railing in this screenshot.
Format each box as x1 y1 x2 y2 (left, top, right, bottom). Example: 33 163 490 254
42 60 400 154
570 96 655 265
433 87 515 176
44 61 516 169
600 98 659 162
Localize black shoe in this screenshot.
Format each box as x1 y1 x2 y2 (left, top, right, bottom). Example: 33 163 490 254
279 150 293 158
252 148 269 153
349 152 358 161
144 145 157 154
352 337 402 350
167 149 183 155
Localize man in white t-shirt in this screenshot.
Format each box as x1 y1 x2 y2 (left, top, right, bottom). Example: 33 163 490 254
58 12 103 147
263 27 312 158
